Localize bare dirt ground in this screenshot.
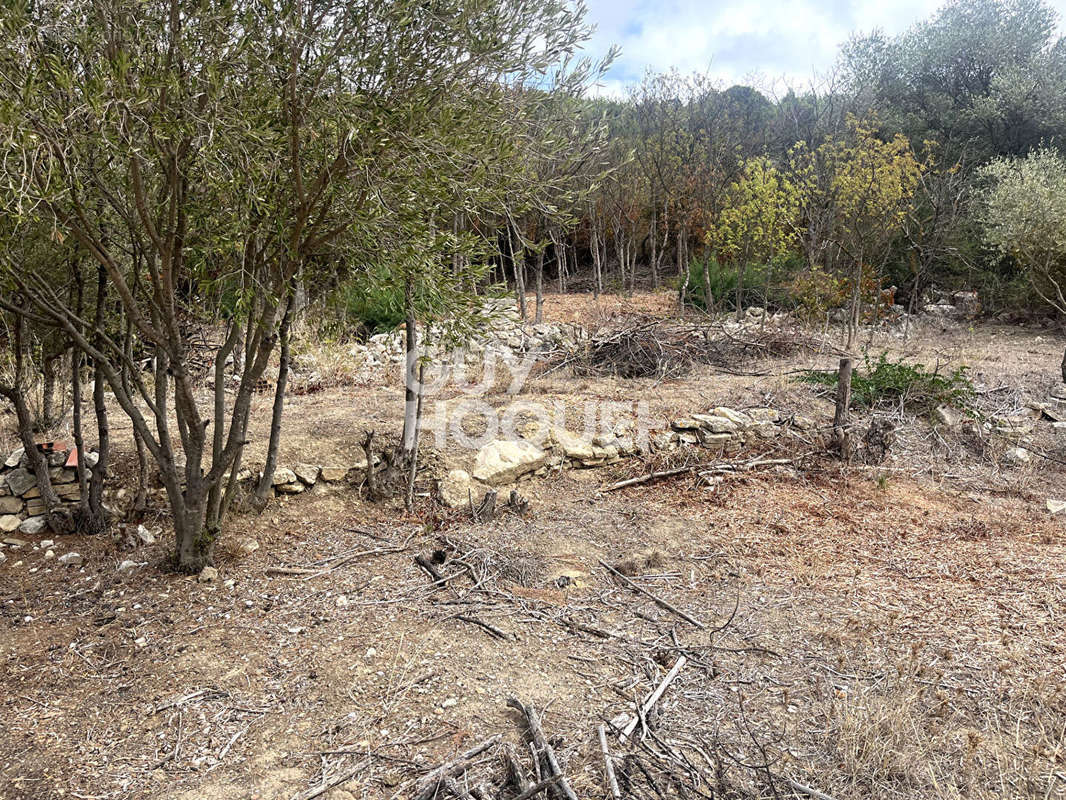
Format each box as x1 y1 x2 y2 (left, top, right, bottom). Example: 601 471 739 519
2 291 1065 800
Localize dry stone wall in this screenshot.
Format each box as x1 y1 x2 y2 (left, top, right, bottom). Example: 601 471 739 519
0 444 97 535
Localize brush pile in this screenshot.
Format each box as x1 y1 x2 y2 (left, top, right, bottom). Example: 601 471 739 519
555 318 819 380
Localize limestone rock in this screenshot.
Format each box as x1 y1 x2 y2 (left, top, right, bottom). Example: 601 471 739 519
271 467 298 487
118 559 142 574
4 447 23 468
1047 499 1066 516
19 516 48 535
136 525 158 546
0 496 23 515
294 463 320 485
197 566 219 583
6 469 36 498
670 418 702 432
746 407 781 424
57 552 83 566
439 469 484 508
1051 384 1066 402
935 405 962 427
25 500 47 517
1003 447 1031 466
710 407 752 428
50 467 77 485
472 439 548 485
691 414 739 434
0 515 21 533
275 482 305 494
791 415 815 431
2 537 27 547
319 466 350 482
553 429 597 461
698 432 734 451
55 483 82 500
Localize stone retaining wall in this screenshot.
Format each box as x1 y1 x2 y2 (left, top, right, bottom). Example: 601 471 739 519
1 445 98 535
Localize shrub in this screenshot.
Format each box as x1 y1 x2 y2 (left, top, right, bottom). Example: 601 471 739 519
798 351 975 414
328 276 405 336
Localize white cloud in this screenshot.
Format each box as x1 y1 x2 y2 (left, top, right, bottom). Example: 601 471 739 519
581 0 1066 93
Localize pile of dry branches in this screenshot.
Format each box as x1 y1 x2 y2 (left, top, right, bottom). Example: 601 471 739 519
554 319 819 380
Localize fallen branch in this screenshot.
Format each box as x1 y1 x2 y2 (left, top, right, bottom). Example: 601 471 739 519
784 777 839 800
456 614 514 641
602 464 697 492
597 724 621 800
411 736 502 800
291 760 370 800
599 560 705 629
620 656 687 743
513 775 562 800
507 698 578 800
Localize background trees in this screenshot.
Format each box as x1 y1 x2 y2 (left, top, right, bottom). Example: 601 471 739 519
980 148 1066 379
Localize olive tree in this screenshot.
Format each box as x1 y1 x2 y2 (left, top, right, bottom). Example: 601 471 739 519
980 147 1066 381
0 0 604 570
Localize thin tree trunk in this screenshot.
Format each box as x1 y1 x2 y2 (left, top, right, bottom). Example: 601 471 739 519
534 248 544 323
87 263 110 528
508 225 527 321
402 279 419 458
405 361 426 513
650 207 658 289
255 292 295 502
590 222 602 300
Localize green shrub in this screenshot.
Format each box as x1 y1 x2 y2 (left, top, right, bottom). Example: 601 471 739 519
797 352 975 414
681 254 807 313
329 277 405 335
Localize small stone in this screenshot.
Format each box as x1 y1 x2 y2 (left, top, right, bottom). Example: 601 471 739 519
935 405 962 427
335 595 349 608
19 517 48 536
57 552 83 566
439 469 483 508
4 447 24 468
670 418 702 432
1050 384 1066 401
1048 499 1066 516
134 636 148 648
275 482 305 494
136 525 158 546
3 537 28 548
441 697 458 709
22 486 41 499
0 515 20 533
39 539 54 549
118 559 141 573
365 647 376 658
791 415 815 431
44 549 55 560
319 466 350 482
235 537 259 556
197 566 219 583
271 467 298 486
1003 447 1031 467
294 463 320 486
0 496 24 514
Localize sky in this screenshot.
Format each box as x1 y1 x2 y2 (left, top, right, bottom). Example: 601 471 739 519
581 0 1066 97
